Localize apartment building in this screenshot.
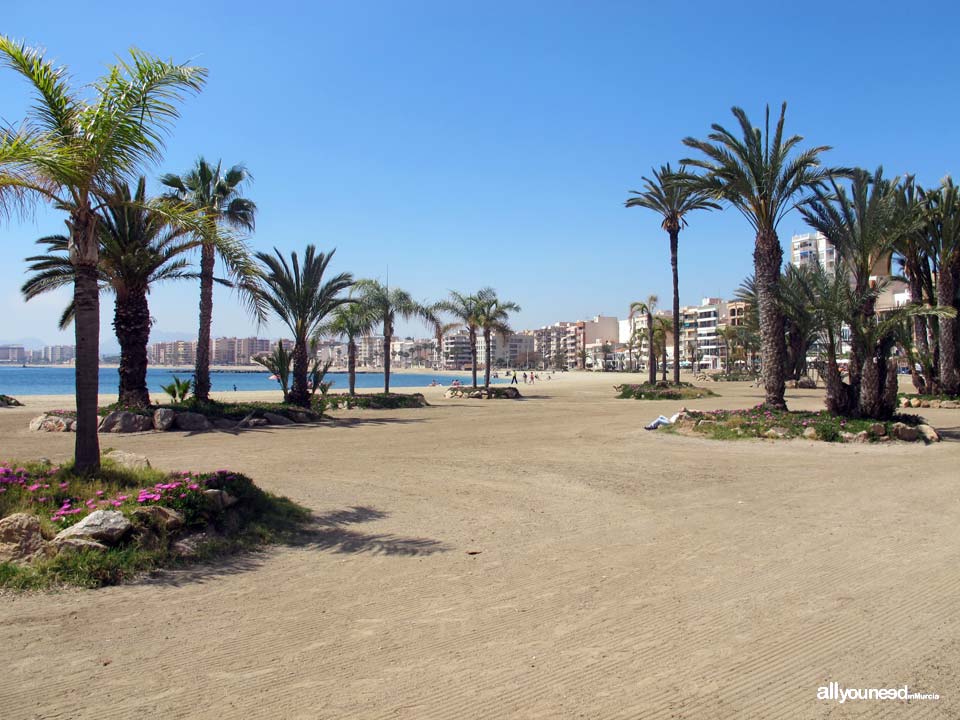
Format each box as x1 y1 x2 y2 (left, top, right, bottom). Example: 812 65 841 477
0 345 27 364
473 331 536 369
236 337 273 364
441 330 474 369
149 340 198 366
790 232 837 271
695 298 728 370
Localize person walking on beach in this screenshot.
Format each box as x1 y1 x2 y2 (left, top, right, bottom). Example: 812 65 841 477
522 372 528 384
511 371 518 385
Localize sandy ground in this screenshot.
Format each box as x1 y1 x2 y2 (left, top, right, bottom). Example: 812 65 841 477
1 372 958 719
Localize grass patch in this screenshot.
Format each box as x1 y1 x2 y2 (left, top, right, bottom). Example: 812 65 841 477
668 406 922 442
91 398 326 421
0 458 310 590
326 393 428 409
705 371 758 382
615 381 717 401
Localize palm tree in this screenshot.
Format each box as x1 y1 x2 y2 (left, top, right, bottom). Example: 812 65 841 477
21 178 197 408
477 293 521 389
437 289 494 388
924 177 960 396
630 296 658 384
357 280 429 394
0 39 206 472
161 158 258 401
255 246 354 407
682 103 842 409
626 163 718 384
653 316 672 381
422 303 459 371
320 301 378 395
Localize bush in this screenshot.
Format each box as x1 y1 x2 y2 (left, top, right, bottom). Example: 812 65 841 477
96 398 325 422
615 382 717 400
324 393 428 410
0 458 310 589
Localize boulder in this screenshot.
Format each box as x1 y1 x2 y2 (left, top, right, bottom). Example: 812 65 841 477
802 426 818 440
262 411 294 426
0 513 50 564
153 408 177 431
55 510 132 544
891 422 920 442
909 398 922 408
28 415 48 431
920 400 931 408
941 400 959 409
899 397 911 408
917 424 940 443
869 423 886 437
499 387 521 399
247 418 268 427
468 391 483 399
53 537 108 555
204 489 238 511
130 505 184 532
99 411 152 434
796 376 817 389
30 414 71 432
173 412 211 432
289 411 313 423
171 533 209 558
764 426 789 439
212 417 238 430
66 420 77 432
104 450 151 470
930 400 942 409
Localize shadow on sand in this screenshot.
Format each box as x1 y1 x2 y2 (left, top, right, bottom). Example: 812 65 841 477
144 505 448 588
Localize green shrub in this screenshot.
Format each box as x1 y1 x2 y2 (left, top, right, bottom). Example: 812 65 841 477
615 382 716 400
325 393 428 409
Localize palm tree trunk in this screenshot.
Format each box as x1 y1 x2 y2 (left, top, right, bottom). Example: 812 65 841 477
290 337 310 407
938 263 959 396
647 312 655 385
70 210 101 473
754 230 787 409
348 338 357 395
661 344 667 382
470 328 478 388
824 331 853 415
114 289 152 408
670 229 681 385
383 320 392 394
907 263 930 393
484 328 492 389
194 242 215 401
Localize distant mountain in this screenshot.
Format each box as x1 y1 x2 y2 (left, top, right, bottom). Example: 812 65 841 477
0 336 47 350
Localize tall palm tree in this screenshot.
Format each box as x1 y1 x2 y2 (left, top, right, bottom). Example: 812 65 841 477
924 177 960 396
626 163 718 384
630 296 658 384
422 303 458 371
437 289 494 388
0 39 205 472
320 300 378 395
161 158 258 401
477 293 521 389
357 280 429 394
255 246 354 407
21 177 197 408
682 103 842 409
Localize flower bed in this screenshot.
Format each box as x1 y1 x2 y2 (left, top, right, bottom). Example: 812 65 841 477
0 459 309 589
327 393 429 409
615 382 717 401
659 405 936 443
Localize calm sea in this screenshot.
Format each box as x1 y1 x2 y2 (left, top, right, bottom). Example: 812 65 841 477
0 366 498 397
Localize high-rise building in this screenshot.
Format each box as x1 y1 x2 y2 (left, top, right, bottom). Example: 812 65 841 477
0 345 26 363
790 232 836 271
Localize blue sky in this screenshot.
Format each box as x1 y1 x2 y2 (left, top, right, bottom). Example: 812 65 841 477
2 1 958 350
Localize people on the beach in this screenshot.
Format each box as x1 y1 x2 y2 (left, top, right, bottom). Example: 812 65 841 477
511 371 518 385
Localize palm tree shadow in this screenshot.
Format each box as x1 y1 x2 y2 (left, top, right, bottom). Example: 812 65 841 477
934 425 960 442
142 505 447 588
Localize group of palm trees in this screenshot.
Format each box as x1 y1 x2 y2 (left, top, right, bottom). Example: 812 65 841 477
627 103 958 420
0 40 519 473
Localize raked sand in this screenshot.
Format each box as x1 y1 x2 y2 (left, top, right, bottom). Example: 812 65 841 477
1 371 958 718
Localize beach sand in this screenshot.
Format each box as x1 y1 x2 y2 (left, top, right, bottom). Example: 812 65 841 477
1 372 958 718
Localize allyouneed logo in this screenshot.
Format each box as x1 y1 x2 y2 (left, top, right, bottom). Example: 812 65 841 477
817 682 940 703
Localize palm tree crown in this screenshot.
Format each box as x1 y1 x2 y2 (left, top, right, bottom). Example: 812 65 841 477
356 280 429 393
477 293 521 388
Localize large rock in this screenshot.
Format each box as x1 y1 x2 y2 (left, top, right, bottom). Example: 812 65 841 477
764 426 789 439
55 510 132 545
802 426 818 440
289 411 313 423
909 398 922 408
891 422 920 442
29 414 71 432
796 376 817 389
204 489 238 511
262 411 293 426
171 532 209 558
99 411 152 434
153 408 177 431
917 424 940 443
212 417 238 430
0 513 50 564
869 423 886 437
104 450 151 470
53 537 109 555
941 400 959 409
173 412 211 432
130 505 184 532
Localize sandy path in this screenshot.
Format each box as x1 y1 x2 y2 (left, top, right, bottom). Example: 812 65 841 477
1 374 958 718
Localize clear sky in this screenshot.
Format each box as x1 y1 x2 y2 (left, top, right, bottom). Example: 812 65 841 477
2 1 958 351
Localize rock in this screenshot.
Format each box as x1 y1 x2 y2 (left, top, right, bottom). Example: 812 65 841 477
250 418 268 427
29 415 48 431
917 424 940 443
468 391 483 399
262 411 293 426
802 426 818 440
899 397 911 408
0 513 50 564
891 422 920 442
104 450 151 470
171 533 209 558
764 426 788 439
204 489 238 510
212 417 238 430
130 505 184 532
854 430 870 443
941 400 958 409
289 411 312 423
173 412 211 432
53 537 109 555
153 408 177 431
55 510 132 544
909 398 922 408
42 416 70 432
99 411 152 434
236 412 257 429
499 387 521 399
796 376 817 389
66 420 77 432
869 423 886 437
920 400 931 408
696 419 716 427
930 400 941 409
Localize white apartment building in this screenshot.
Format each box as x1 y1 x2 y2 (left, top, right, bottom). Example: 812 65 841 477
0 345 27 364
442 330 474 370
695 298 728 370
474 331 536 368
791 232 837 271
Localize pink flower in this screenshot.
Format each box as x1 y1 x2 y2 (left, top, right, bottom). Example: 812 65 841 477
59 482 69 489
95 490 104 496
